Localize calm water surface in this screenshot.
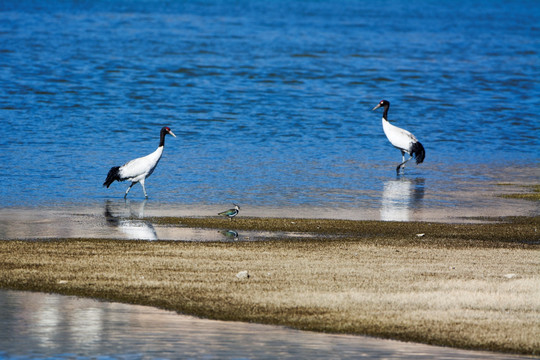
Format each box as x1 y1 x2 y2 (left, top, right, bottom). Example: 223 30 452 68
0 290 532 360
0 0 538 210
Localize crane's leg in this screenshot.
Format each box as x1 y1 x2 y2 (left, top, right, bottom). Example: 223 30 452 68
397 151 406 174
396 151 413 175
124 182 136 198
140 179 148 198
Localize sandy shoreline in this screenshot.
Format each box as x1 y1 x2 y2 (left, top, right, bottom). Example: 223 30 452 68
1 213 539 355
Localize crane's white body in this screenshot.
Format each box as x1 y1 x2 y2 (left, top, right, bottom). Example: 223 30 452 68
119 146 164 198
382 118 418 154
119 146 163 184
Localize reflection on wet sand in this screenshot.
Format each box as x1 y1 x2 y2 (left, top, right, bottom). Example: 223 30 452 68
105 200 158 240
0 290 527 360
380 177 425 221
219 229 240 241
0 184 536 241
103 200 317 242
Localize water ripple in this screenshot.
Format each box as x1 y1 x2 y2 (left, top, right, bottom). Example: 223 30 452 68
0 0 538 207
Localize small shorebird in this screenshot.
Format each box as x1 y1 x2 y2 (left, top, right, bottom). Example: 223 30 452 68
372 100 425 174
219 204 240 221
103 126 176 198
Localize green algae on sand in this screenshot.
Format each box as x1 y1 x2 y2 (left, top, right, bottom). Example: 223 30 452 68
497 183 540 201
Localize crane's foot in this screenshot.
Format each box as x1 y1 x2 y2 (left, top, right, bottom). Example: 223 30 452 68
396 162 407 175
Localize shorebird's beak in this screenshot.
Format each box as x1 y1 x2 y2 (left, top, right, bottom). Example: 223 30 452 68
372 104 381 111
169 130 177 137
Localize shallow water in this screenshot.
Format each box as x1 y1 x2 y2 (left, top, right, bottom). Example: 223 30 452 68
0 193 537 241
0 290 531 360
0 200 323 241
0 0 538 211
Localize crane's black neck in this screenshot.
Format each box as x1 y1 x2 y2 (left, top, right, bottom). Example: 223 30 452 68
381 103 389 121
159 128 168 147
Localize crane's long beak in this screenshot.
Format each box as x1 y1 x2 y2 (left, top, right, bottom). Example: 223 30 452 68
169 130 177 137
372 104 381 111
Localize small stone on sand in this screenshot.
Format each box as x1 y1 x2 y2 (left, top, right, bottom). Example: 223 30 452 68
236 270 250 280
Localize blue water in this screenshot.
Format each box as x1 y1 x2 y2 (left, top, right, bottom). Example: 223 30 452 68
0 0 539 209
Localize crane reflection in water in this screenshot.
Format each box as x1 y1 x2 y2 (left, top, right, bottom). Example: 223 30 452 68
380 177 425 222
104 200 158 240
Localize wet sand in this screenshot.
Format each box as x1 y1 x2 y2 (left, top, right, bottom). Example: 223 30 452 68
0 183 538 241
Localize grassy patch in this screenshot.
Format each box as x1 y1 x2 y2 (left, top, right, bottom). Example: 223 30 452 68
497 184 540 201
0 218 539 355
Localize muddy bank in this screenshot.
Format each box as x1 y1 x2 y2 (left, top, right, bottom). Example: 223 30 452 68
0 216 538 355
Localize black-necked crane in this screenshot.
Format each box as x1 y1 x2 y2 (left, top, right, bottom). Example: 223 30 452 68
218 204 240 221
103 126 176 198
372 100 425 174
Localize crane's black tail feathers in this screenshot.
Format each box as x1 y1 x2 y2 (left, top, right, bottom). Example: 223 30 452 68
103 166 121 188
412 142 425 164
